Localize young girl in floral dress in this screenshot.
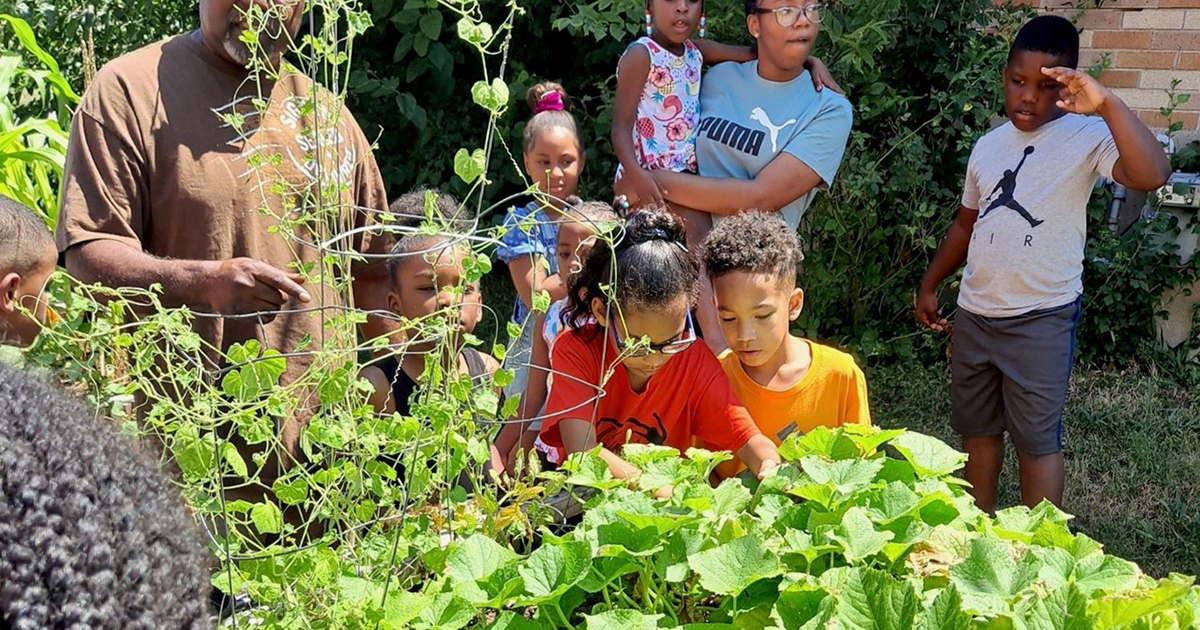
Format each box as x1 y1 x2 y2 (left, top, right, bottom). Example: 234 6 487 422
611 0 837 347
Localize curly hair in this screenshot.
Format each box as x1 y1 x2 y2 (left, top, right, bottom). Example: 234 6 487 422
0 364 213 629
702 211 803 287
565 208 699 327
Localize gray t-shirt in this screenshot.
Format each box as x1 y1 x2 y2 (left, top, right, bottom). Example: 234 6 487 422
958 114 1119 318
696 61 852 230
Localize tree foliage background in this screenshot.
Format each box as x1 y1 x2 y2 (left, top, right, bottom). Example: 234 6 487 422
7 0 1197 366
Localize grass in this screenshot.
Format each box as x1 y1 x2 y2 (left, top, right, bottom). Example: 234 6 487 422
869 360 1200 578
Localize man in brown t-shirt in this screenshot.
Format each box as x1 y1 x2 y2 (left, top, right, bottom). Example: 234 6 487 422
56 0 391 475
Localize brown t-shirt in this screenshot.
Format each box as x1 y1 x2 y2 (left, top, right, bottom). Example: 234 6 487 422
56 33 388 454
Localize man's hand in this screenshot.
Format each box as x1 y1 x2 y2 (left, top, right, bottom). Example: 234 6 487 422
202 258 311 318
1043 67 1111 115
806 56 844 95
915 288 948 332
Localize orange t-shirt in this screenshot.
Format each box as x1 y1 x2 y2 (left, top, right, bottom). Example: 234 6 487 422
539 324 760 460
712 340 871 478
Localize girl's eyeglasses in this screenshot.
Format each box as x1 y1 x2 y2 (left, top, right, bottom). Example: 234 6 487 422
754 3 826 26
611 312 697 358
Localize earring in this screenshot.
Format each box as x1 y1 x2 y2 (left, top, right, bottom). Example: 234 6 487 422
645 10 653 35
699 14 706 39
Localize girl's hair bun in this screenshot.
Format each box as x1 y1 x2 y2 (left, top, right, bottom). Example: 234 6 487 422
522 81 580 152
563 207 699 327
626 208 687 249
527 81 570 112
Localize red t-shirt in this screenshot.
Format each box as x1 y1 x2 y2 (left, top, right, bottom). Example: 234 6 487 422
539 324 760 458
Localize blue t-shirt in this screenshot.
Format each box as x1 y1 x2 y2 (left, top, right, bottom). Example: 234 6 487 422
495 201 560 324
696 61 853 229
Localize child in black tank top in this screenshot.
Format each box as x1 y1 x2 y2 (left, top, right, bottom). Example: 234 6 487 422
359 191 503 473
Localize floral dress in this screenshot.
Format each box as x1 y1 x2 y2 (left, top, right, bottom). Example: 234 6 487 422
617 37 702 176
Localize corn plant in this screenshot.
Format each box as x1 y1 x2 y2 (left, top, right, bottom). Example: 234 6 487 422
0 13 76 228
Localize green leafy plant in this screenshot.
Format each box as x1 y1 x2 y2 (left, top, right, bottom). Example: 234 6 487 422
0 13 76 227
10 1 1200 627
6 0 195 93
1077 77 1200 366
389 425 1200 628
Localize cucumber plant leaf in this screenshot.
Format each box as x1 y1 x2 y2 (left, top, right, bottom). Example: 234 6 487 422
1073 553 1139 595
775 585 831 629
949 538 1041 614
842 424 907 455
920 585 971 630
656 527 706 583
582 609 663 630
1089 576 1193 628
867 481 923 523
517 540 592 604
779 426 859 461
832 506 895 563
381 591 433 629
800 455 884 496
1014 584 1090 630
562 448 625 490
689 535 782 596
890 432 968 478
445 533 519 584
711 478 752 517
834 567 920 630
581 556 637 592
594 521 664 557
413 592 473 630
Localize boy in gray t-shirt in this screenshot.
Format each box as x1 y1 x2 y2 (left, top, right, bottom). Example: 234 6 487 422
915 16 1170 514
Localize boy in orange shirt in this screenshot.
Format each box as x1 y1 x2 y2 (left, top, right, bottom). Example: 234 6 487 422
703 211 870 478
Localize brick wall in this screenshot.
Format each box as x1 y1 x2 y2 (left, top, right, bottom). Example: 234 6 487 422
1015 0 1200 135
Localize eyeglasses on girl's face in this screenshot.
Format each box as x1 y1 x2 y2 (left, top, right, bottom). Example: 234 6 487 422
611 311 697 358
754 3 826 26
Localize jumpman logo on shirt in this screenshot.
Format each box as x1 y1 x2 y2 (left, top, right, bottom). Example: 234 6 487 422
981 145 1043 228
750 107 796 153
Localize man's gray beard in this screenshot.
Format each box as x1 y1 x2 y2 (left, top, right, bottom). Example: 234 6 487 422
222 37 252 66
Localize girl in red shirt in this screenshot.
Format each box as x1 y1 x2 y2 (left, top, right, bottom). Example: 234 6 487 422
538 209 780 485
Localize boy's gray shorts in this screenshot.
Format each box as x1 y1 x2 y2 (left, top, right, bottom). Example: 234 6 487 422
951 298 1081 456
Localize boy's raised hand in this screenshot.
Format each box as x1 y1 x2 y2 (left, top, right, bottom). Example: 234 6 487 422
1043 67 1112 116
915 288 949 332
